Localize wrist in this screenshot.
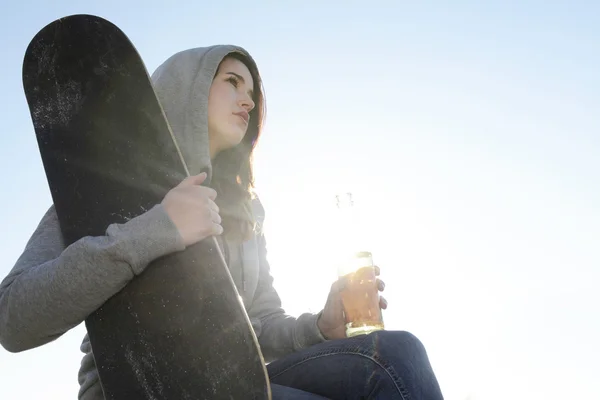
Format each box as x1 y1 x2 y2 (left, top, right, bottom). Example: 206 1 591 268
316 312 331 340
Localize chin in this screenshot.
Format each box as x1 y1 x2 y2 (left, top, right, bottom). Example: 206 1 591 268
229 126 248 146
220 134 244 151
215 121 247 151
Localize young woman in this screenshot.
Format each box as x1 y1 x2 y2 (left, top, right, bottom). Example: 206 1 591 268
0 45 444 400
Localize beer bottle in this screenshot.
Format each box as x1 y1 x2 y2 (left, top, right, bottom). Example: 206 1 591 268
335 192 384 337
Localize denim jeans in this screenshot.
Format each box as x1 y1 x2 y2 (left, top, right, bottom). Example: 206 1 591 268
267 330 444 400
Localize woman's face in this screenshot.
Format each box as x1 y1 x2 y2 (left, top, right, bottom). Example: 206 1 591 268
207 57 255 157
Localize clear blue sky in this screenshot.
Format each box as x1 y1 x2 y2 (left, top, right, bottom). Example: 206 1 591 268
1 1 598 399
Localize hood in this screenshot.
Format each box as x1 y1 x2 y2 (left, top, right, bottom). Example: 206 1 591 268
150 45 258 185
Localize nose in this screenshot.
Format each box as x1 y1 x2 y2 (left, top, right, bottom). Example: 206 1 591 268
239 93 255 112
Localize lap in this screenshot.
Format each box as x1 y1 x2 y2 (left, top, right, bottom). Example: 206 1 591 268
271 384 330 400
266 330 443 400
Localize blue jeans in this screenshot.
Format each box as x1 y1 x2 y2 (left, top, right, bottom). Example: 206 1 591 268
267 330 444 400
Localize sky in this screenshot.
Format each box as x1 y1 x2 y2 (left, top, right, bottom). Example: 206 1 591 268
0 1 599 399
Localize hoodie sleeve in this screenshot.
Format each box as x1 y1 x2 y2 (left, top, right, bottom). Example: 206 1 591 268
0 203 185 353
246 204 327 362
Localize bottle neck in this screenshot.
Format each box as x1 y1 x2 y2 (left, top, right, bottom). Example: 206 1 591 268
334 192 370 258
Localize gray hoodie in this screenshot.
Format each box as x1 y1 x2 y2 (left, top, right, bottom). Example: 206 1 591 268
0 45 326 399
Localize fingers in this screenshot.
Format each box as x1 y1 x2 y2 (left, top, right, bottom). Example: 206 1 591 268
178 174 218 201
379 295 388 310
188 185 217 202
179 173 217 201
373 265 384 291
205 187 218 201
208 204 222 235
212 222 224 236
180 172 207 186
210 208 222 225
196 186 217 201
208 200 220 215
377 278 385 292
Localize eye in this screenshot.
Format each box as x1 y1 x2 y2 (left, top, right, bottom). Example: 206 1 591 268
226 76 239 88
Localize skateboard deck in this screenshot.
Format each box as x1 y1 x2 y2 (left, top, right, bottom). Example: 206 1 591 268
22 14 271 400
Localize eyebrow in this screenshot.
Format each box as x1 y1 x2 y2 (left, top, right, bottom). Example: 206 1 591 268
226 72 254 99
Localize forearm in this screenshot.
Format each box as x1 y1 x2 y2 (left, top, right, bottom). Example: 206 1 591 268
256 310 326 362
0 204 184 352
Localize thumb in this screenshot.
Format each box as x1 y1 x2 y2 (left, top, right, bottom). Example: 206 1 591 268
181 172 207 187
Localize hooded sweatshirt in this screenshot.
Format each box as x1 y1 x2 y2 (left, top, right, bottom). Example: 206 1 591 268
0 45 326 400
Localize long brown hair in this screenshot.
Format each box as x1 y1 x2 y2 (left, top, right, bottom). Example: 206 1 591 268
210 51 266 241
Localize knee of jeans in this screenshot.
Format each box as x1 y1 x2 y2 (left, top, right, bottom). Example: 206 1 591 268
365 330 427 356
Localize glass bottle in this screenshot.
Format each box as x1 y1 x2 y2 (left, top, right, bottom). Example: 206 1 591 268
334 192 384 337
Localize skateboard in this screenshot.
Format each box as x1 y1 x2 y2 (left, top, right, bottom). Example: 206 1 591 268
22 14 271 400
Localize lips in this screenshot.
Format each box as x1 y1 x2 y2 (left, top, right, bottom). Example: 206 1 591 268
234 111 249 124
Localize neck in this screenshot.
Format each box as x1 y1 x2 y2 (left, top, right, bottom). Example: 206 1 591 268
209 141 219 161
